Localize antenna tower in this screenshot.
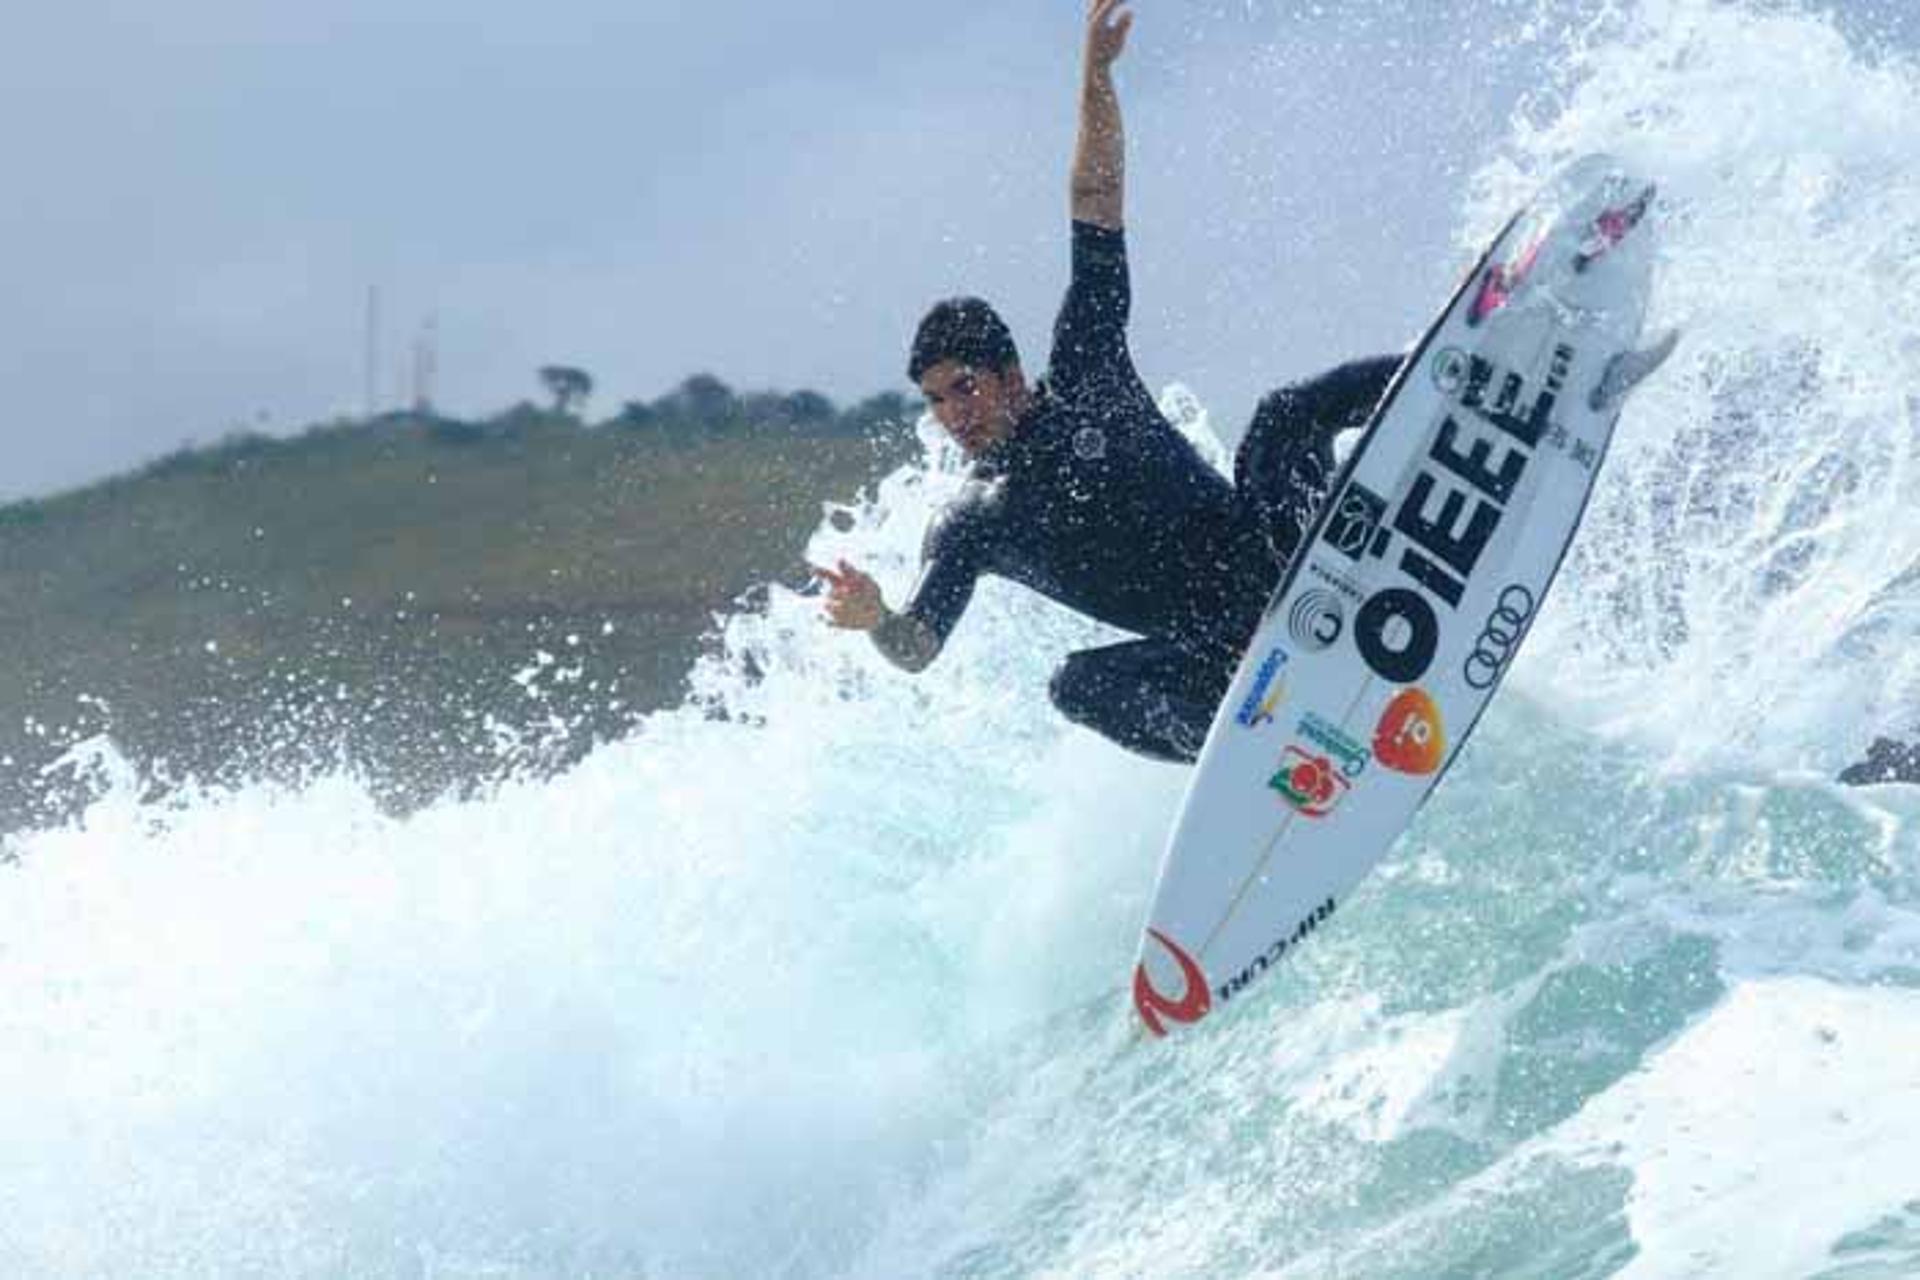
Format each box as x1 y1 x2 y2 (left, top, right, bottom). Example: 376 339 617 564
411 314 439 413
364 285 382 418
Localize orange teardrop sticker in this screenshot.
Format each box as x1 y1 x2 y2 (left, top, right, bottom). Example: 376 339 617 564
1373 688 1447 776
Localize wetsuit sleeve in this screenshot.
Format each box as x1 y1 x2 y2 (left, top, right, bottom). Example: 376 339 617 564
1048 220 1149 409
872 503 985 672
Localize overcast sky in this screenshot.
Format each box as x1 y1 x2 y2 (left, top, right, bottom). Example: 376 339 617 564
3 0 1911 502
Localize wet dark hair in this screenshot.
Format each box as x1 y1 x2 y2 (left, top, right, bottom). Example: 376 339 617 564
907 296 1020 383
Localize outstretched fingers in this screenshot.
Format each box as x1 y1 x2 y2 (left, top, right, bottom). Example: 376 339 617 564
810 559 876 601
1086 0 1133 65
1090 0 1133 37
833 558 868 592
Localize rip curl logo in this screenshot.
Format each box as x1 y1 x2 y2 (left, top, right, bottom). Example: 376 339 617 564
1134 929 1211 1037
1072 426 1107 460
1373 687 1446 776
1218 897 1338 1004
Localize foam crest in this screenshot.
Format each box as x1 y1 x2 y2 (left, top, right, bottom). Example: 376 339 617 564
1473 0 1920 773
0 401 1238 1277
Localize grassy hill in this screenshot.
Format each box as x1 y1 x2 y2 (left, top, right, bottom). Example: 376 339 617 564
0 400 918 834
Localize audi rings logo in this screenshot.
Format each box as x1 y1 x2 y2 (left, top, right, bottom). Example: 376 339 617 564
1288 588 1345 652
1463 584 1536 690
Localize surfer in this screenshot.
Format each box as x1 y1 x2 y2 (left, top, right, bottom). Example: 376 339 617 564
816 0 1397 762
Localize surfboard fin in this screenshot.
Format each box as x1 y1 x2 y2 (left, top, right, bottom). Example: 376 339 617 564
1589 328 1681 412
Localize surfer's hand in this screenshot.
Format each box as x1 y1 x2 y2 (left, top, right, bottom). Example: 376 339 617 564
812 559 886 631
1086 0 1132 70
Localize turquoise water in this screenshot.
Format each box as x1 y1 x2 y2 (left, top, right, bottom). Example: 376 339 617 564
7 1 1920 1275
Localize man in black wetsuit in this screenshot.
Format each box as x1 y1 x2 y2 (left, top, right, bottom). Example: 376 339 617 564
816 0 1397 762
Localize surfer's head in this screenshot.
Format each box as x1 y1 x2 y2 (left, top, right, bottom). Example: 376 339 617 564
909 297 1028 456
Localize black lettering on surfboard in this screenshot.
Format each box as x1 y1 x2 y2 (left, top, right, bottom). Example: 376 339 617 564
1347 347 1574 684
1308 560 1367 603
1392 472 1499 581
1545 343 1573 394
1216 897 1338 1003
1398 547 1465 609
1355 588 1439 684
1429 415 1527 504
1461 353 1553 447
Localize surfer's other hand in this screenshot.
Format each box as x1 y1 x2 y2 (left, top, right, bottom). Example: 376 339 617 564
812 559 886 631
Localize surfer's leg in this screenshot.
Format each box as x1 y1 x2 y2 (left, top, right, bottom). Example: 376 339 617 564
1048 639 1230 763
1235 354 1400 567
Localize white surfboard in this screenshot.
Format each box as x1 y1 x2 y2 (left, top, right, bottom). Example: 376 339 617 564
1131 154 1673 1037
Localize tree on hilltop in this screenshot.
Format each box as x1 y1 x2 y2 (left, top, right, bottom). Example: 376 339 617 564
659 373 738 429
782 389 837 427
539 365 594 416
839 391 919 435
612 400 658 429
739 388 838 430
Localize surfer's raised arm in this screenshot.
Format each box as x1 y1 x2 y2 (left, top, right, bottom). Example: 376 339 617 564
1071 0 1132 231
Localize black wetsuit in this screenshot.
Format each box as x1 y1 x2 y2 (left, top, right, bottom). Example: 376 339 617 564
900 220 1398 761
1840 736 1920 786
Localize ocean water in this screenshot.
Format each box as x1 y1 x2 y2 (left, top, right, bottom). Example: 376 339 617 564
7 0 1920 1276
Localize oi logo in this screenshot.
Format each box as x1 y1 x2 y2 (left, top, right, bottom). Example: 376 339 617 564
1372 688 1447 776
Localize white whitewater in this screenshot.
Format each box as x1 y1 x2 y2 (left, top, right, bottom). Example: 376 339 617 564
6 1 1920 1276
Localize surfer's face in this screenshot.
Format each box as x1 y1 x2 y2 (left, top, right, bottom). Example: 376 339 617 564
919 360 1023 456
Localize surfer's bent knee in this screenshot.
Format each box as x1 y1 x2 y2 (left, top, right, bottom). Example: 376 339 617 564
1048 652 1100 725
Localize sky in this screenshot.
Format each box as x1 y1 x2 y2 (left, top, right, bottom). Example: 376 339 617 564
2 0 1911 502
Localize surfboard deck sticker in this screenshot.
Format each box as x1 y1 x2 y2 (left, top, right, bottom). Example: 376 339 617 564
1132 155 1670 1038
